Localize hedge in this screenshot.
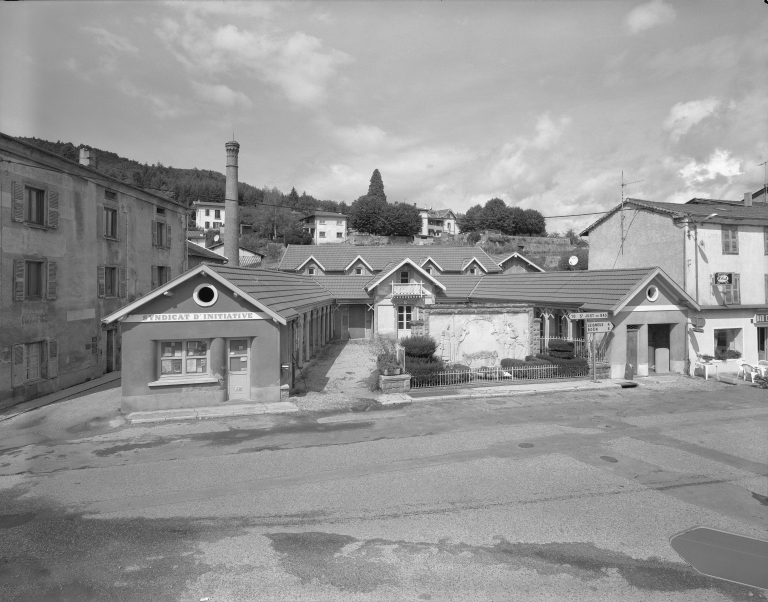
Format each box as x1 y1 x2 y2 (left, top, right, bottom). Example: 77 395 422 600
400 335 437 358
547 340 575 360
535 354 589 377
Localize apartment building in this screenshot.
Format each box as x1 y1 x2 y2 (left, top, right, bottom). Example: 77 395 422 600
582 191 768 373
300 211 348 244
193 201 225 231
0 133 186 408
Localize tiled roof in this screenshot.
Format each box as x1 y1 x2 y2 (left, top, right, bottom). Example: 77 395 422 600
468 268 661 311
435 275 484 299
312 276 370 300
209 266 334 319
187 241 227 262
581 198 768 235
302 211 348 219
428 209 455 218
208 242 266 257
490 252 545 272
278 245 501 273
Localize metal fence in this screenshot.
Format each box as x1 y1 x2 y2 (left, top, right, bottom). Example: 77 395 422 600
539 336 608 363
409 363 590 389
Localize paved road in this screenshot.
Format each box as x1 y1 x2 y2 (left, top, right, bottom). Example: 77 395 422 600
0 377 766 601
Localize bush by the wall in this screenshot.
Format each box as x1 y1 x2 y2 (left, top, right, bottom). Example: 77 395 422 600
547 340 575 359
536 354 589 377
400 335 437 359
406 355 445 385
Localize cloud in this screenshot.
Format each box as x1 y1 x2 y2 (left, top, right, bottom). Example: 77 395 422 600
117 79 189 119
625 0 676 35
190 81 252 108
679 149 742 184
331 124 414 153
82 25 139 53
157 10 352 108
663 97 721 142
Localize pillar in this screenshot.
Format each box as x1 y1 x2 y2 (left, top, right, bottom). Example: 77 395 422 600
637 324 649 377
210 337 227 384
608 324 627 379
670 321 686 374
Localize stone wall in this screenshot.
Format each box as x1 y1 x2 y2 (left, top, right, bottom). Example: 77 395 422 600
421 304 535 367
379 373 411 392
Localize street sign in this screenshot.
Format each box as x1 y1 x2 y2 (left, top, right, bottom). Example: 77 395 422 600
570 312 608 320
586 321 614 333
670 527 768 590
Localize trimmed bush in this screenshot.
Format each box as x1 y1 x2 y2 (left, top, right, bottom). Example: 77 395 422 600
400 335 437 359
406 355 445 385
536 354 589 377
547 340 575 360
501 358 527 368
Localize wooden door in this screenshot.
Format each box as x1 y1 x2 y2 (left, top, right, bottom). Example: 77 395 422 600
348 305 366 339
626 328 638 376
106 330 114 373
227 339 249 400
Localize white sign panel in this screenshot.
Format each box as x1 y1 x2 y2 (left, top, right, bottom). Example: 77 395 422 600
124 312 267 323
570 312 609 320
586 321 614 333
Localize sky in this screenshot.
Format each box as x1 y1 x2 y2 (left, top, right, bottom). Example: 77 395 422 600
1 1 767 233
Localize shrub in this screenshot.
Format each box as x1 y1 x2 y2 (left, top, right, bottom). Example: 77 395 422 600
400 335 437 358
715 349 741 360
406 355 445 385
536 354 589 377
501 358 527 368
547 340 575 359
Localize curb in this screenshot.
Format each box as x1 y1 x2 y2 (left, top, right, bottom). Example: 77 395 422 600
126 401 299 424
404 381 620 403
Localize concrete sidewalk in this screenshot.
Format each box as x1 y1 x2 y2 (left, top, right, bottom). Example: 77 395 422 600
126 401 299 424
0 371 122 422
377 379 624 405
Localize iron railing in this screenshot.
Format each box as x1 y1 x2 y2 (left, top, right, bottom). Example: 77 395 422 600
409 363 590 389
539 336 608 363
391 282 426 297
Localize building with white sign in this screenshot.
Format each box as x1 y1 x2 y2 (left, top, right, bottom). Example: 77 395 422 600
583 190 768 374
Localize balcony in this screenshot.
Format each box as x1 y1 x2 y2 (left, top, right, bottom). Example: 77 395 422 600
391 282 427 298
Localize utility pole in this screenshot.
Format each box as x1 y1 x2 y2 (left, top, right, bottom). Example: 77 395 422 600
759 160 767 198
620 171 644 255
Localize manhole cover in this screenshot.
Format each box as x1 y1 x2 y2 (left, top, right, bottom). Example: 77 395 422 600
518 443 534 448
600 456 618 463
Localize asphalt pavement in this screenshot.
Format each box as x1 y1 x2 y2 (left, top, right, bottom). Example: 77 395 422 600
0 376 766 601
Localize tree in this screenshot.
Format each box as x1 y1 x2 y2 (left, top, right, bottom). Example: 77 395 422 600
482 198 510 231
287 187 300 207
556 246 588 271
521 209 547 236
348 195 383 234
367 169 387 204
458 204 484 233
379 202 422 236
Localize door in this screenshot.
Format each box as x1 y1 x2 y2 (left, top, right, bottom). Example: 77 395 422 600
648 324 670 373
227 339 249 400
626 327 638 376
759 327 768 362
106 330 114 373
397 305 412 339
348 305 366 339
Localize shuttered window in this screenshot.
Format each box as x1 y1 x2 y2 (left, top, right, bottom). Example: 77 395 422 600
720 273 740 304
764 228 768 255
104 207 118 239
721 225 739 254
11 340 57 386
12 183 58 228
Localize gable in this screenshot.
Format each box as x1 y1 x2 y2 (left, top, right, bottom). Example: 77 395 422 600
621 276 682 311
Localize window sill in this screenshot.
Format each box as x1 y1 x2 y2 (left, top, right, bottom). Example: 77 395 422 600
104 236 119 242
148 376 219 388
24 222 49 231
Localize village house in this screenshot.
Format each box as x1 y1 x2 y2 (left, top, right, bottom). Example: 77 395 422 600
488 252 546 274
0 133 186 409
413 206 458 241
582 191 768 375
207 241 265 268
193 201 226 231
300 211 348 244
187 241 228 268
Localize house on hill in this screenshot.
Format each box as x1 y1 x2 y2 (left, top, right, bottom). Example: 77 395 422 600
300 211 348 244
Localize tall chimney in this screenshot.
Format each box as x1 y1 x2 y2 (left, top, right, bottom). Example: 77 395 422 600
744 192 753 207
224 140 240 266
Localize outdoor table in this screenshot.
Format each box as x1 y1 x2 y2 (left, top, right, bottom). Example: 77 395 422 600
692 360 718 380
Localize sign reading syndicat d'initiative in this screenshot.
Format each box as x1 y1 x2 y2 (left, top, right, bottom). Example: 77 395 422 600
124 312 266 323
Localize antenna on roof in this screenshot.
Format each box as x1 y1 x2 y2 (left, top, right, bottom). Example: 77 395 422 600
620 171 644 255
759 159 767 198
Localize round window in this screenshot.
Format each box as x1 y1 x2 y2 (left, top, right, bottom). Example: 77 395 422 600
194 283 218 307
646 285 659 302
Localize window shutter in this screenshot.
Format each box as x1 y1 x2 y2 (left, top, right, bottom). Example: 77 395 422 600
734 274 740 304
47 340 58 378
721 226 729 253
12 182 24 222
732 228 739 254
119 267 126 298
13 259 25 301
47 261 58 300
12 344 26 387
40 342 48 380
151 265 158 289
98 205 104 238
48 191 59 228
97 266 105 298
765 228 768 255
166 224 172 249
151 220 158 246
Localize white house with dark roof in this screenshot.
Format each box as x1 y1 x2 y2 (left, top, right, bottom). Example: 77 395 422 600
415 206 458 238
300 211 348 244
582 191 768 374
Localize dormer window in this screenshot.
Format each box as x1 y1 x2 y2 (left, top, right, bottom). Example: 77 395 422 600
308 267 316 276
355 267 363 275
400 271 409 284
469 268 477 275
425 267 432 275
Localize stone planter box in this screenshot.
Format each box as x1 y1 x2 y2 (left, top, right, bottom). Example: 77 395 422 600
379 373 411 392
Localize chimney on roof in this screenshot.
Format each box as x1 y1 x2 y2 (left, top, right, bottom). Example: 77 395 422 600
744 192 753 207
224 140 240 267
79 148 96 168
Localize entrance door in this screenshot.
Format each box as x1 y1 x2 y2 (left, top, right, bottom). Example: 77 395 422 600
227 339 249 400
348 305 366 339
626 327 638 376
759 327 768 362
397 305 412 339
648 324 671 373
106 330 114 373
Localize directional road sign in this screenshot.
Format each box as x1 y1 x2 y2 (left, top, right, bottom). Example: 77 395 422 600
670 526 768 590
570 312 608 320
586 321 614 333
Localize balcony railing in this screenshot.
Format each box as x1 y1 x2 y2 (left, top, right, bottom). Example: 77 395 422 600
392 282 426 297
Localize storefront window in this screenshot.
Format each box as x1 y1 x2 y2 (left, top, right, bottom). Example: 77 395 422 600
159 340 209 378
713 329 741 358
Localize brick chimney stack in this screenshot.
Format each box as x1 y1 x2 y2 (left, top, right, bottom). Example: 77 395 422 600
79 148 96 167
224 140 240 267
744 192 753 207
